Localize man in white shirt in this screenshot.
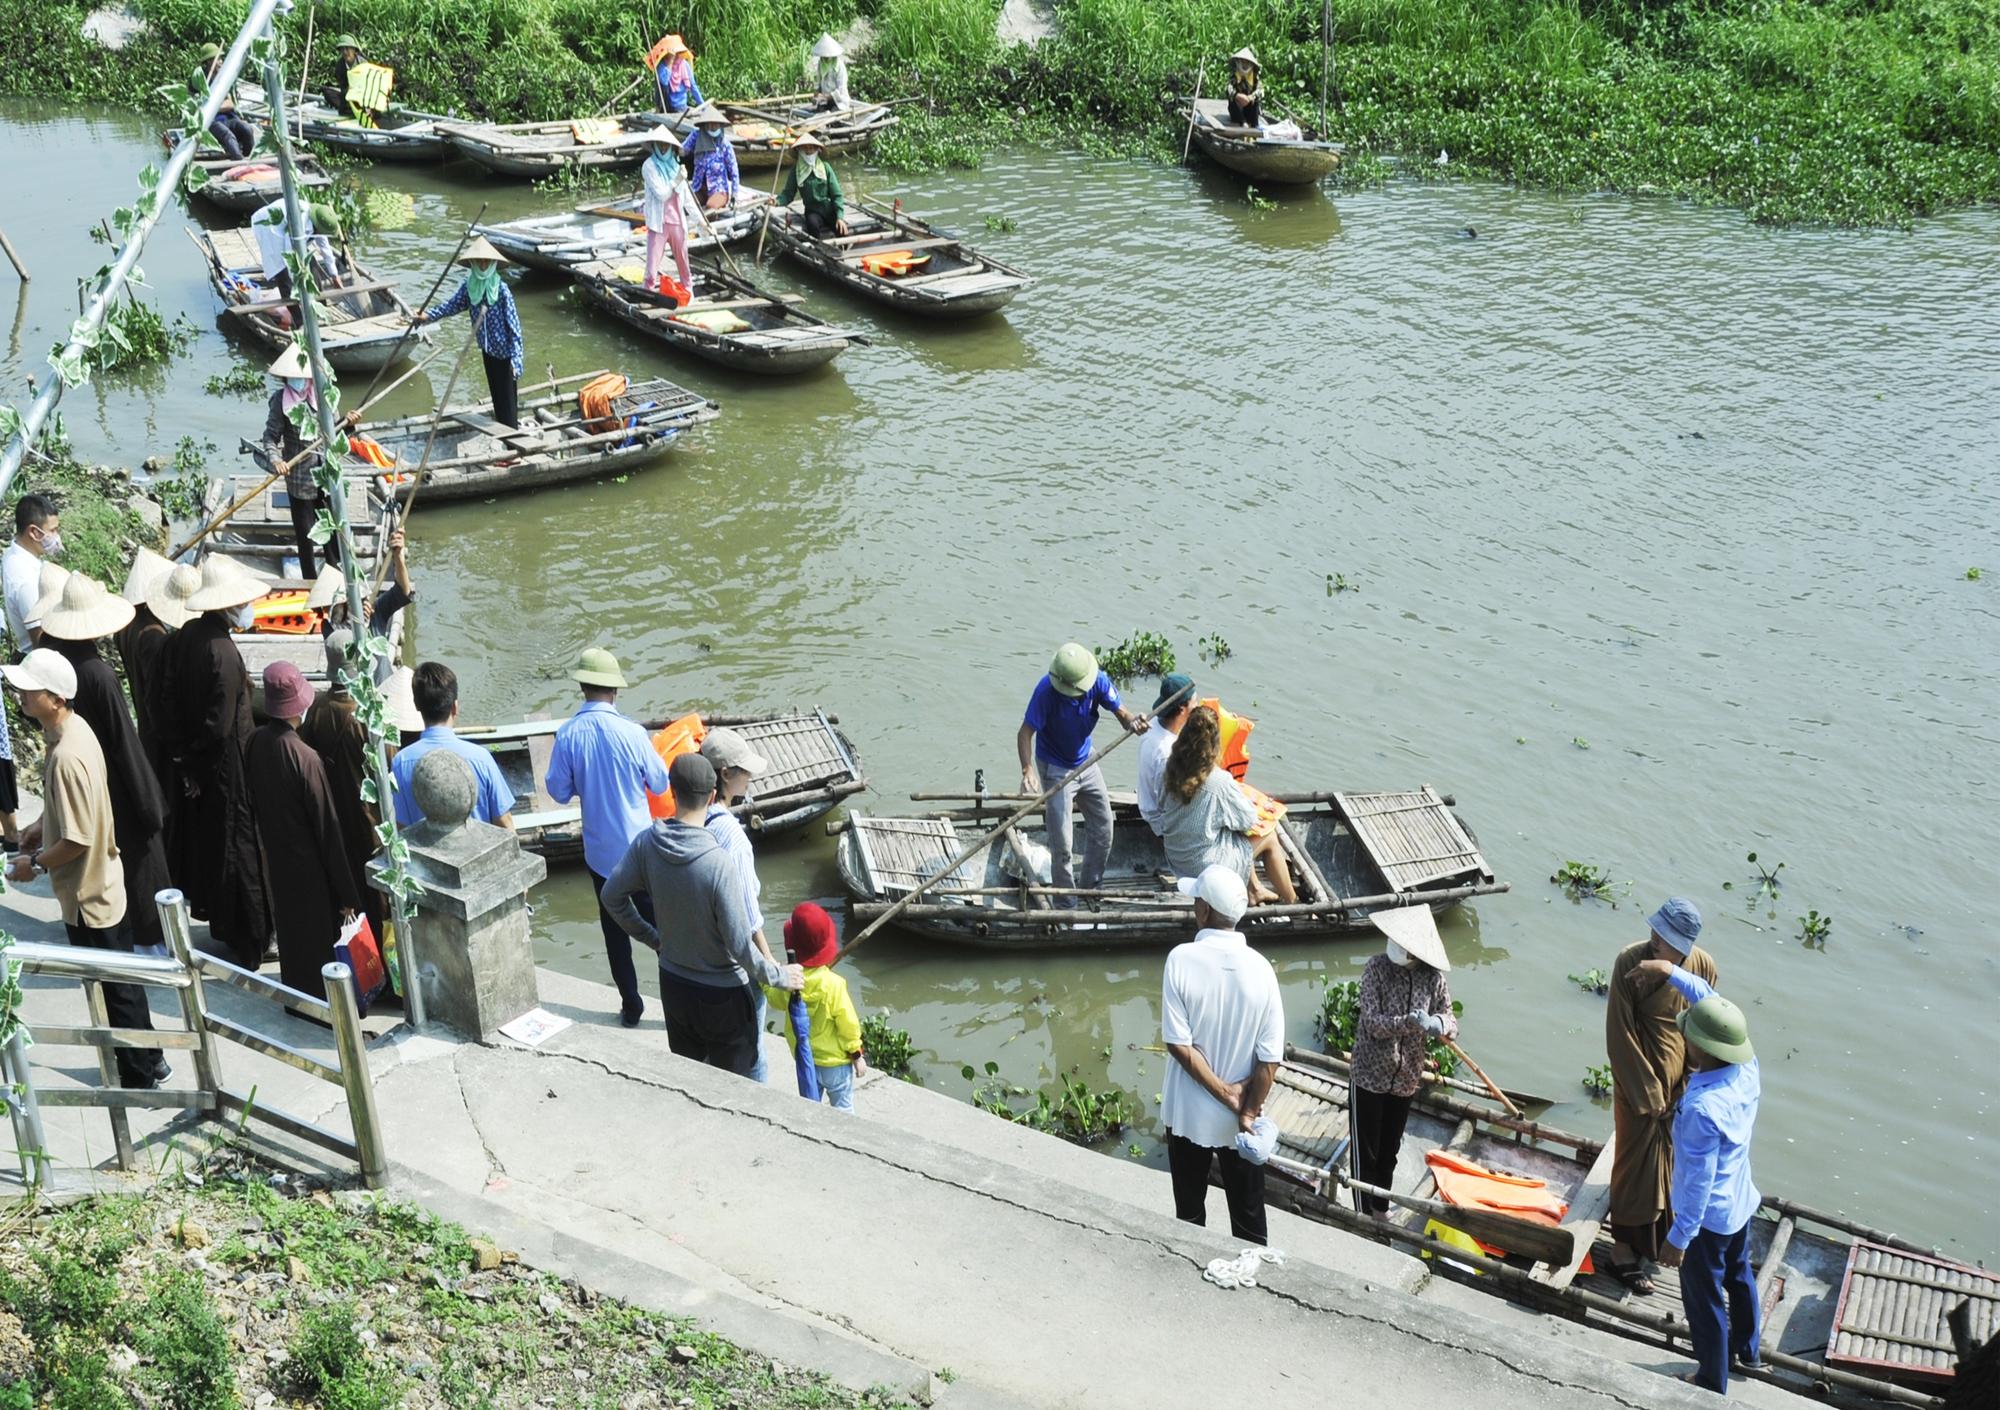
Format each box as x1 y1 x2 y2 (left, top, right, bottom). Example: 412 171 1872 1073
1161 864 1284 1244
1137 672 1195 835
3 494 61 654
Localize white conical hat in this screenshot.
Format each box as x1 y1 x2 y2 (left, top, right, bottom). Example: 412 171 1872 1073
456 235 509 266
1369 904 1450 972
185 554 271 613
32 572 135 642
267 341 312 378
811 33 844 58
146 563 203 629
122 547 175 605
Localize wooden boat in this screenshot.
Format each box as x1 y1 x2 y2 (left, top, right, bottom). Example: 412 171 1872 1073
474 190 772 275
1261 1045 1995 1407
465 710 867 857
433 115 656 178
195 226 428 373
164 131 334 214
653 99 898 169
570 257 858 375
234 80 451 161
201 464 388 579
835 787 1504 947
767 196 1031 319
1180 97 1343 186
353 370 717 503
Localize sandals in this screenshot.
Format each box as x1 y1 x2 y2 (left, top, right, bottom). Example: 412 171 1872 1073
1607 1258 1657 1295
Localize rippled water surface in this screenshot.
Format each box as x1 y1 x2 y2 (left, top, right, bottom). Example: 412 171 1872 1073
5 99 1995 1255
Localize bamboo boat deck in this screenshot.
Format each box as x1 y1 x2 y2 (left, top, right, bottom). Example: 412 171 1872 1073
1827 1244 1998 1385
473 190 772 275
166 133 334 213
772 196 1032 318
571 257 857 375
434 116 655 177
199 226 426 372
235 80 450 161
201 472 386 578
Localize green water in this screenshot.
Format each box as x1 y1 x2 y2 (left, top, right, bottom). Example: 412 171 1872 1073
4 99 1994 1258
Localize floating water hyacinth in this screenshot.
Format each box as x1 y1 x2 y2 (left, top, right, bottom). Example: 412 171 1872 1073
361 188 416 229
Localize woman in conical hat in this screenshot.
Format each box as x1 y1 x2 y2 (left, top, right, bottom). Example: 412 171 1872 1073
1226 45 1264 128
412 235 525 428
680 104 740 212
1347 905 1458 1217
649 33 703 115
640 129 693 295
260 341 343 578
809 33 851 112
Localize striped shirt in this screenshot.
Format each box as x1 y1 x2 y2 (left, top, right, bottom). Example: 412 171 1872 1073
704 802 763 937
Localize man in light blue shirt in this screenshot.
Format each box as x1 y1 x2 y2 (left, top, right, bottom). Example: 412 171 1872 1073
1641 957 1763 1394
544 648 667 1028
389 661 516 830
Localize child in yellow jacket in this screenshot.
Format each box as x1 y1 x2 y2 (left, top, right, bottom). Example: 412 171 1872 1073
764 903 867 1110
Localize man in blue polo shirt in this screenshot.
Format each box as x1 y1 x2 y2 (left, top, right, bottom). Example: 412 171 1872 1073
545 647 668 1027
389 661 516 830
1016 642 1146 905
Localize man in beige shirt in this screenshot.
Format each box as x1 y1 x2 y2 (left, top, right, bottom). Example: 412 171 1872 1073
5 648 165 1088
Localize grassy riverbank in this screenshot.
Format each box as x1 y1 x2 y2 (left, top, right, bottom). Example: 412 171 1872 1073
0 1151 928 1409
1 0 1994 222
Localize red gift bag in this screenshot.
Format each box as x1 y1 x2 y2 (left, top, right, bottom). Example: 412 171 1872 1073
336 915 388 1017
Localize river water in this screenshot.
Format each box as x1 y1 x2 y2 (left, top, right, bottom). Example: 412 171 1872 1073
4 99 1994 1257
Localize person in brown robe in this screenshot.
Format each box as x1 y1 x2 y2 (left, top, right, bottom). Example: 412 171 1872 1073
248 662 359 1000
33 571 175 954
1605 895 1718 1292
114 548 177 786
156 560 272 968
298 629 389 936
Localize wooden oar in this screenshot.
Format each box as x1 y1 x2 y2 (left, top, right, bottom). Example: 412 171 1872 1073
367 314 484 594
597 69 650 119
1444 1038 1522 1119
831 681 1194 966
353 203 488 410
753 147 790 264
1182 60 1206 164
1269 1155 1575 1267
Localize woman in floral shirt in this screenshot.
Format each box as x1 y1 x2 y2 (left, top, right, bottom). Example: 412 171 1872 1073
1349 907 1457 1216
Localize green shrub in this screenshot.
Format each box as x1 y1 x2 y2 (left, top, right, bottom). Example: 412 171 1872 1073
859 1014 918 1078
132 1273 235 1410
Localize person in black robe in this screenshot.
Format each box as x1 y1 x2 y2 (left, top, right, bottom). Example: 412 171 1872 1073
34 572 175 953
299 629 388 937
247 662 359 999
156 560 272 967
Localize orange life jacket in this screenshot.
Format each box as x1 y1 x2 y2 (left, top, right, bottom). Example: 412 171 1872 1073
1201 698 1255 779
858 250 931 279
577 373 630 433
347 433 395 469
249 589 321 635
643 712 706 819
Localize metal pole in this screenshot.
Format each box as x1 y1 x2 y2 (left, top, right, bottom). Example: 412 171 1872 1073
3 1031 49 1189
321 961 387 1187
261 23 424 1030
156 890 223 1096
0 0 289 496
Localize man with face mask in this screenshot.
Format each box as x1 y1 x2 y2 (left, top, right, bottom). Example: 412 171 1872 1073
156 556 273 968
1348 906 1458 1217
261 342 354 577
4 493 63 655
679 105 740 213
699 727 780 1081
777 131 847 238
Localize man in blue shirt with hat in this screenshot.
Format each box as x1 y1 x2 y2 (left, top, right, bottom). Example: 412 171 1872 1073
1016 642 1146 905
1636 955 1763 1394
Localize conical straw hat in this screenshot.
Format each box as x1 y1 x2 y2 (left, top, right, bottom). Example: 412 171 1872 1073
33 572 135 642
146 564 203 629
185 555 270 613
34 560 69 612
267 342 312 378
811 33 844 58
1368 904 1450 972
122 547 175 605
456 236 508 266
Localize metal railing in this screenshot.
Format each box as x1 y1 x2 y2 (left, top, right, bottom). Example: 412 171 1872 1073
1 889 387 1187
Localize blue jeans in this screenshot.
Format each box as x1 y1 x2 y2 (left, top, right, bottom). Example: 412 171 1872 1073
815 1062 855 1111
750 990 769 1084
1681 1221 1761 1393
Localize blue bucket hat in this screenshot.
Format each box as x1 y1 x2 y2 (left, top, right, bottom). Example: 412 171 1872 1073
1154 671 1196 711
1648 896 1703 955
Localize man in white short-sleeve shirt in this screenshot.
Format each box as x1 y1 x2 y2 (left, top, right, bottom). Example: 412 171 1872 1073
1161 863 1284 1243
1137 672 1195 834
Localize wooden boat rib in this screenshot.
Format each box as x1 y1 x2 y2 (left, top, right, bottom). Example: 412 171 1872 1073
652 101 897 169
196 226 428 373
165 132 335 214
835 789 1503 947
1181 97 1343 186
466 709 867 856
473 190 773 275
433 115 656 177
353 370 717 503
235 80 450 161
571 257 857 375
1263 1046 1991 1408
769 196 1032 318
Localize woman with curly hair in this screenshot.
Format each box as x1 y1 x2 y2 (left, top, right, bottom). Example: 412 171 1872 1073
1155 706 1298 905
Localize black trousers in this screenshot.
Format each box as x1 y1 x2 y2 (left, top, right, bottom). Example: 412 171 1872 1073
1228 94 1262 128
287 489 339 576
67 919 162 1086
658 971 759 1077
1351 1085 1413 1215
588 868 650 1017
1167 1132 1268 1244
802 209 837 238
483 353 519 429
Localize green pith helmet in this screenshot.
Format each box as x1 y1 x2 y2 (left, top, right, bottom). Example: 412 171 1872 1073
307 200 340 235
1048 642 1098 698
197 42 222 62
333 33 361 52
1679 994 1754 1065
571 647 627 689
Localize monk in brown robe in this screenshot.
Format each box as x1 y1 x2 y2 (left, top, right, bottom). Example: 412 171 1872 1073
156 559 272 968
114 549 176 784
299 629 388 936
34 572 175 954
248 662 359 1000
1605 895 1717 1293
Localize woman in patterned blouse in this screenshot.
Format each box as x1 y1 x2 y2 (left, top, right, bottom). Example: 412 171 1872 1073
1349 908 1457 1216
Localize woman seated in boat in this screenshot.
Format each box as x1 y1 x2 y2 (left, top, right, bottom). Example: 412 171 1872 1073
650 34 702 116
189 42 258 160
680 105 739 212
809 33 851 112
1225 47 1264 129
1155 705 1298 905
778 131 847 238
323 33 364 113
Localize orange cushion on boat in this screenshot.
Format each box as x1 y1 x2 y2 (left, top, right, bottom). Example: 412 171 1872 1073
1425 1149 1569 1226
221 164 279 183
858 250 931 278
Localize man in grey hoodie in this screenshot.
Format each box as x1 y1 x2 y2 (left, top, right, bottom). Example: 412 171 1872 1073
604 752 803 1075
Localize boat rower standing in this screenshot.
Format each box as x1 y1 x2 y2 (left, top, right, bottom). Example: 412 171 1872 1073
411 236 525 428
1017 642 1147 906
640 129 693 296
809 33 851 112
261 341 359 576
1225 47 1264 128
778 131 847 237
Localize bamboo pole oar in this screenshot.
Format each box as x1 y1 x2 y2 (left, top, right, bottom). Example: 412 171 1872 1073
832 681 1193 965
367 314 482 595
0 227 27 282
167 346 447 559
1443 1038 1522 1119
1267 1153 1576 1267
296 0 316 120
356 202 488 409
682 178 750 284
1182 60 1206 164
754 145 791 264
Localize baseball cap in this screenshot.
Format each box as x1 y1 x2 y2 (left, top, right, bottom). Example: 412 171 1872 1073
1176 864 1249 923
1 648 78 701
700 726 767 776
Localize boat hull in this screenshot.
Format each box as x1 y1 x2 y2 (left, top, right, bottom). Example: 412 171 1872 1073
572 261 854 375
435 119 652 178
769 202 1033 320
1181 99 1343 186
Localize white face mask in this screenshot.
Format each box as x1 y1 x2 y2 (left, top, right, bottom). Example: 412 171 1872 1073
801 152 821 174
39 530 63 558
1387 940 1413 967
225 603 256 630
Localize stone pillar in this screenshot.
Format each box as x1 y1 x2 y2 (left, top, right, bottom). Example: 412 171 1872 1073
370 750 546 1040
